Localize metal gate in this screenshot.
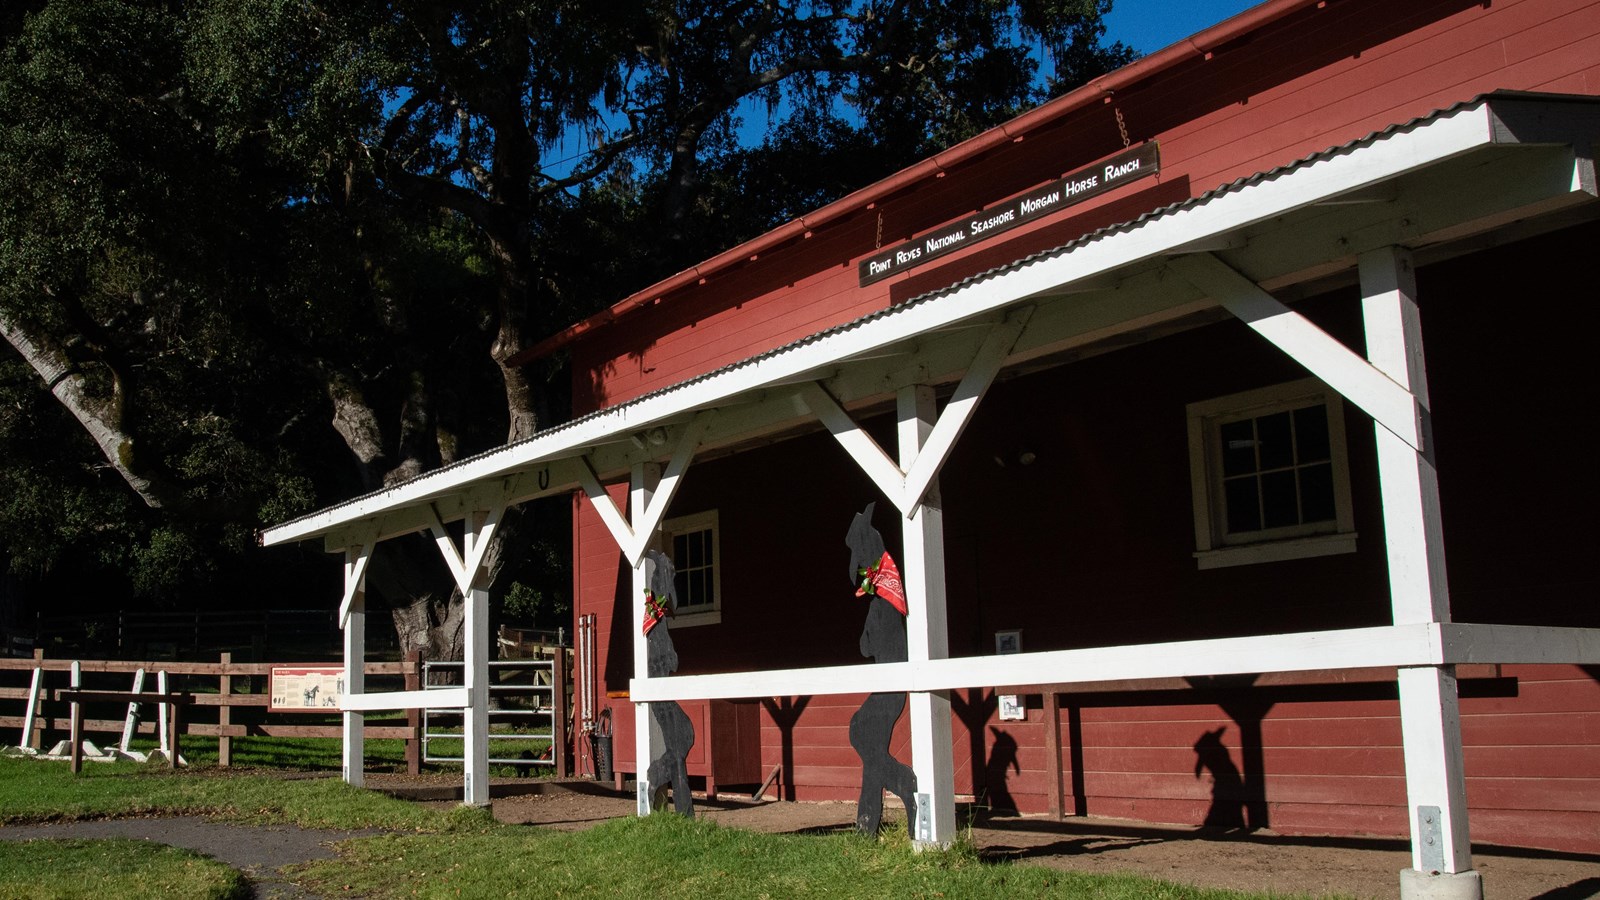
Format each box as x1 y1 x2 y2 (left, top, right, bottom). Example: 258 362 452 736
421 658 559 766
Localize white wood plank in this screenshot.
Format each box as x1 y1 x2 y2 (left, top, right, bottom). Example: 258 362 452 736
342 585 365 787
1441 623 1600 663
577 456 642 565
629 624 1446 701
338 539 375 628
898 384 956 847
119 668 145 753
631 464 663 814
20 667 41 750
901 315 1028 516
1398 666 1472 872
625 413 711 562
798 381 908 509
341 688 470 711
1169 253 1424 451
463 582 490 806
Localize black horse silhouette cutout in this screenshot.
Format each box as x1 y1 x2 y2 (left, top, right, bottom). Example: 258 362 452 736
642 548 695 816
844 502 918 835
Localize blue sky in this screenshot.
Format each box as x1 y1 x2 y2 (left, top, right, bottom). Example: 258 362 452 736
1102 0 1262 53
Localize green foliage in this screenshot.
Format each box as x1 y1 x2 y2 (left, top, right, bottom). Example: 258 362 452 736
0 0 1137 625
0 838 249 900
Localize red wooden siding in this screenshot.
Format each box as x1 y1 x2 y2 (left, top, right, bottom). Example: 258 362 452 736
569 0 1600 855
570 0 1600 416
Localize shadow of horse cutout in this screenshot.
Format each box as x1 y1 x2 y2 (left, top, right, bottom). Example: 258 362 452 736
642 548 695 816
1193 726 1248 829
845 502 918 835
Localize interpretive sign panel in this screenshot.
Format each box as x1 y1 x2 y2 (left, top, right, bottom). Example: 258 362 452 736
269 666 344 711
858 142 1160 286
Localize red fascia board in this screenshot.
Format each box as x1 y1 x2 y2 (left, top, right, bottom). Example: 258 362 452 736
510 0 1324 367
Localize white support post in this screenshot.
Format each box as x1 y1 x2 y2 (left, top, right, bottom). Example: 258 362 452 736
462 510 492 807
898 385 956 849
1361 246 1478 898
20 666 41 750
120 668 145 754
155 669 169 758
342 546 366 788
631 462 664 814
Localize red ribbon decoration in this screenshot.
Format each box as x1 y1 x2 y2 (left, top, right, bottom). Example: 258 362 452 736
855 551 907 616
642 589 672 635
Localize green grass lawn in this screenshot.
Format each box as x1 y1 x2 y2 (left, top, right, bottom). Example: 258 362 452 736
0 838 247 900
0 753 1343 900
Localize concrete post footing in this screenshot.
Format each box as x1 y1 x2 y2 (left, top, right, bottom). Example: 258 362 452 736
1399 868 1483 900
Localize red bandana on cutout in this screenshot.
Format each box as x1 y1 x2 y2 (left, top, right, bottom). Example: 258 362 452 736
855 551 907 616
642 589 672 635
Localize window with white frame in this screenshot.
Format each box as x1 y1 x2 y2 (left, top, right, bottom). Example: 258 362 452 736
662 509 720 625
1186 378 1356 569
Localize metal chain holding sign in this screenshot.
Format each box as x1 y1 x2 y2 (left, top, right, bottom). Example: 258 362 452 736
875 211 884 249
1115 106 1131 148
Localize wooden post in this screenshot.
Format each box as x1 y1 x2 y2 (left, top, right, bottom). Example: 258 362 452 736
404 650 422 776
157 670 171 759
632 462 663 815
168 695 182 769
69 660 82 774
552 648 570 777
20 666 42 752
343 546 367 788
898 385 956 849
217 653 232 768
462 510 492 807
1361 247 1476 897
119 669 145 755
1044 691 1064 821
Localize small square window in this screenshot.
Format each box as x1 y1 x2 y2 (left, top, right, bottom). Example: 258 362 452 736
661 510 720 626
1187 379 1356 569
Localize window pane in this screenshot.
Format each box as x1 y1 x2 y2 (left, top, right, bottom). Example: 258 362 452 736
1257 411 1293 470
1261 470 1298 529
1299 462 1336 523
673 533 689 565
1295 405 1331 462
1220 420 1257 477
673 570 689 603
1224 477 1261 533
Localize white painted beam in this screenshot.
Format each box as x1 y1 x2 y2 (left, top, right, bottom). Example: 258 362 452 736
901 314 1028 517
798 382 908 507
628 622 1600 702
631 463 664 814
899 384 956 848
341 688 470 711
461 507 492 807
1169 253 1424 451
342 547 366 787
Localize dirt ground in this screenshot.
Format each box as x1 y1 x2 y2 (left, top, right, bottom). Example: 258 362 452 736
5 773 1599 899
366 776 1600 900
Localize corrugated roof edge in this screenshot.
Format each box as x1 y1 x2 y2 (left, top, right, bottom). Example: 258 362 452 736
264 92 1522 542
506 0 1326 366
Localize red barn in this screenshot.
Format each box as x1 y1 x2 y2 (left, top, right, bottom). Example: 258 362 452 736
264 1 1600 896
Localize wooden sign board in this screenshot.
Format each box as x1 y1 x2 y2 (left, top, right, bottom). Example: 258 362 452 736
858 142 1161 287
269 666 344 711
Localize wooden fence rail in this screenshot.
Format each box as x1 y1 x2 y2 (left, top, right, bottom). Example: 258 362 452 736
0 649 572 777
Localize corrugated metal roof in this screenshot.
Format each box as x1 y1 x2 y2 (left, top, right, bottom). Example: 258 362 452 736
264 93 1512 538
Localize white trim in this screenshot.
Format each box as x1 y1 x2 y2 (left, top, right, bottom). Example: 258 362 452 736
263 100 1549 550
660 509 722 627
1170 253 1423 451
341 687 470 712
627 622 1600 702
1186 377 1357 566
